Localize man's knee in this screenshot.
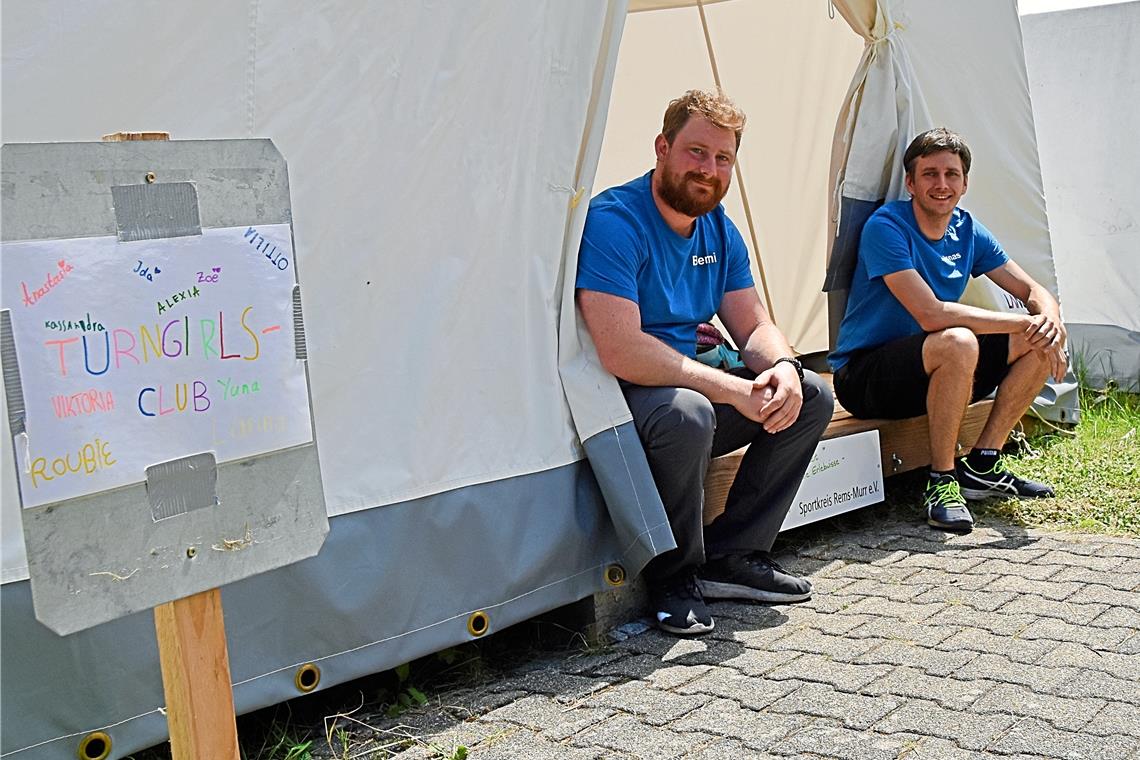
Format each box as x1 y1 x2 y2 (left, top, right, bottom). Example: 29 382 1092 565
925 327 980 371
642 388 715 452
800 370 835 429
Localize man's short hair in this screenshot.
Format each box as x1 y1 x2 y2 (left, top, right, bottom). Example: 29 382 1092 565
662 89 747 149
903 127 972 176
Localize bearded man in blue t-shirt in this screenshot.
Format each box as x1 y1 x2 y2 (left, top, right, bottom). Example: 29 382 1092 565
830 128 1067 534
576 90 833 636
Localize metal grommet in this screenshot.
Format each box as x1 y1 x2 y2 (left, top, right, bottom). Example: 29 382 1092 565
185 546 197 559
467 610 489 637
604 563 626 587
77 731 112 760
144 171 157 184
294 663 321 693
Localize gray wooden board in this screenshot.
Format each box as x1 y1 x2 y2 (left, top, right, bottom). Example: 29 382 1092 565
1 139 328 635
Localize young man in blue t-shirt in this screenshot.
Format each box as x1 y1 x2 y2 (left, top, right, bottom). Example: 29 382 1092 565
830 128 1067 534
576 90 833 636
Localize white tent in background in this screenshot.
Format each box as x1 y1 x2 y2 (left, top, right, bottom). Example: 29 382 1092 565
1020 0 1140 389
1 2 1060 757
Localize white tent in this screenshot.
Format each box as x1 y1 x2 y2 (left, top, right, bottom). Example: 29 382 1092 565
1 2 1058 757
1020 0 1140 389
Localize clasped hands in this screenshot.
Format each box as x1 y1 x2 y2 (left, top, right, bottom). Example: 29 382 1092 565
733 361 803 434
1024 313 1068 382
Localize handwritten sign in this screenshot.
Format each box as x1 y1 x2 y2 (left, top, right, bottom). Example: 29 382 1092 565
2 224 312 508
781 430 884 531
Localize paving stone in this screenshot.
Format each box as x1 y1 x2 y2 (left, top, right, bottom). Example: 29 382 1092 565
923 605 1038 636
953 653 1075 692
1050 669 1140 704
872 697 1015 750
766 653 891 691
824 561 925 583
839 598 945 623
861 666 995 709
854 638 980 676
1114 632 1140 655
477 727 606 760
571 714 716 759
1052 564 1140 591
800 543 911 565
934 627 1057 664
1090 606 1140 632
829 578 929 602
1083 701 1140 739
585 681 709 726
804 575 859 596
486 670 610 703
1079 583 1140 610
675 668 800 710
1037 550 1128 572
678 737 781 759
1037 641 1140 680
910 586 1019 612
671 698 809 749
982 574 1083 600
1018 617 1134 649
768 723 917 760
997 594 1109 625
895 553 988 573
705 602 791 628
964 557 1062 580
559 650 628 675
723 648 803 677
845 617 960 647
801 593 868 615
479 695 614 741
987 717 1139 759
769 628 878 661
1096 539 1140 559
767 681 901 729
423 720 518 757
903 735 997 760
898 567 1001 590
970 682 1106 732
778 608 875 636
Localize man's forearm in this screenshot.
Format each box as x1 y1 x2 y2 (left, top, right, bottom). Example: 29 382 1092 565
600 330 753 405
738 322 795 375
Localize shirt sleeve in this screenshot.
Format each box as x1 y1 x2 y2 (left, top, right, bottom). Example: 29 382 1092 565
723 215 755 292
575 204 642 303
969 217 1010 277
860 214 915 280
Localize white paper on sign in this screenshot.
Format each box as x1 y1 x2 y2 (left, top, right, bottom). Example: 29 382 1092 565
1 224 312 508
780 430 884 532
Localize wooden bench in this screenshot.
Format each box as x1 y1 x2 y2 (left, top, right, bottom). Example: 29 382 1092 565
702 374 994 525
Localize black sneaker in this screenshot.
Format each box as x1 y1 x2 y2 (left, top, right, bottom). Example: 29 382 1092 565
698 552 812 604
649 572 714 636
958 457 1055 501
924 474 974 533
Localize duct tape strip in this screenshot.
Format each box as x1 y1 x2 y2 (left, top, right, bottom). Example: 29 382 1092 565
145 452 219 521
0 310 26 435
111 182 202 242
292 285 307 360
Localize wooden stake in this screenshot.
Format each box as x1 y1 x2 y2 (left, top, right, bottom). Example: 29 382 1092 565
153 589 240 759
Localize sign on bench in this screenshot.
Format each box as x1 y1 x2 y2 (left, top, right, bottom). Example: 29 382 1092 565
781 430 884 531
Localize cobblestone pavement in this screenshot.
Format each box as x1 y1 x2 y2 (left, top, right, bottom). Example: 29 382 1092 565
327 511 1140 759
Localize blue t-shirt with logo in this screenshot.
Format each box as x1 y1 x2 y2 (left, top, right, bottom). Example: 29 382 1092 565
576 171 754 357
828 200 1008 371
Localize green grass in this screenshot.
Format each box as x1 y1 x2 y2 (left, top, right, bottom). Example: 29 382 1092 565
979 386 1139 535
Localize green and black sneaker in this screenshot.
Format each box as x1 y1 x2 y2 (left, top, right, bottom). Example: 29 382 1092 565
924 473 974 533
958 455 1055 501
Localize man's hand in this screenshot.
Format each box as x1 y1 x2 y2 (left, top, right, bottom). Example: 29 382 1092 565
1023 313 1064 351
1044 342 1069 383
731 362 802 434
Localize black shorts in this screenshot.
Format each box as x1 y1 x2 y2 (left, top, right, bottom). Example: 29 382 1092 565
834 332 1010 419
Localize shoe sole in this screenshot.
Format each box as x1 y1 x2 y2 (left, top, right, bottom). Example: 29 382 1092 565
961 486 1053 501
656 619 715 636
698 579 812 604
927 517 974 533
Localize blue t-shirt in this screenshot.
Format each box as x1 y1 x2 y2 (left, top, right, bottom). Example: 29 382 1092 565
828 200 1008 370
575 171 754 357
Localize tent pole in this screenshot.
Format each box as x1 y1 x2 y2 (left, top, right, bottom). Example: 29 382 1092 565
696 0 779 326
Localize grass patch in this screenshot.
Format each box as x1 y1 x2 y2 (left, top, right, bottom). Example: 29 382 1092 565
978 386 1139 535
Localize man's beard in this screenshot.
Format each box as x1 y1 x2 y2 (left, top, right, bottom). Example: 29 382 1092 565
657 167 728 218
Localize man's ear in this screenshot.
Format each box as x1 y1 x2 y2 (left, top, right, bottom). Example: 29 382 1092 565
654 133 670 161
961 173 968 195
904 171 915 196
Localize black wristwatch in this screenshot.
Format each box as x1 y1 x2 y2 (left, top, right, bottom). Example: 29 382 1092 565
773 356 804 382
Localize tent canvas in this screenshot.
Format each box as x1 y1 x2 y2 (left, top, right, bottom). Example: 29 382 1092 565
1 1 1059 757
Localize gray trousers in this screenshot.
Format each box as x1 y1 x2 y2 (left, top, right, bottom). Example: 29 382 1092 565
621 369 833 582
